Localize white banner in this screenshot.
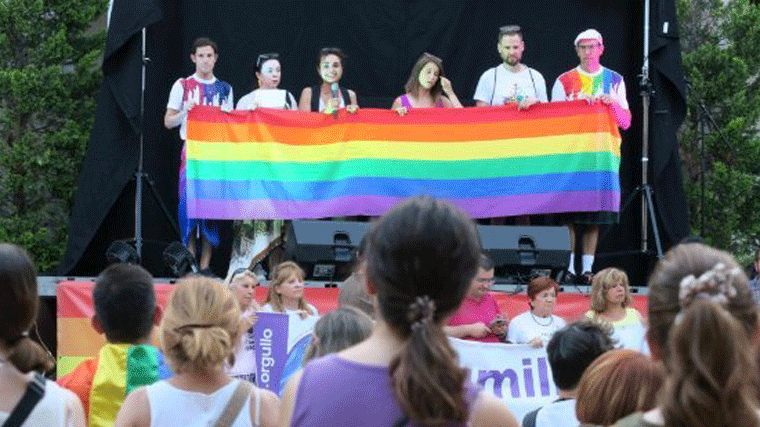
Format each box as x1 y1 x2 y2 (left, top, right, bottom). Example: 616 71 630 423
451 338 560 422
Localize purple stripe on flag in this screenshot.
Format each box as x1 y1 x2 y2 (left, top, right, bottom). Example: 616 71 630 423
187 191 621 220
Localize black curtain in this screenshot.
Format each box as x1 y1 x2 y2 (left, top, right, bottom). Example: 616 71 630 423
60 0 688 283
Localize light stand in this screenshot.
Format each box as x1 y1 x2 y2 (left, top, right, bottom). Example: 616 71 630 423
133 27 181 262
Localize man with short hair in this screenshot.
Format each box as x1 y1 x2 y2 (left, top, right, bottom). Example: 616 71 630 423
522 320 615 427
474 25 548 109
58 263 170 427
165 37 233 274
551 29 632 282
444 254 507 343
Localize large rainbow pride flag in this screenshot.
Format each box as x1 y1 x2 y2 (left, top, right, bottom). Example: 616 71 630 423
185 102 621 219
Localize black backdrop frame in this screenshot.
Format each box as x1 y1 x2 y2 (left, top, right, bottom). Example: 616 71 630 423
59 0 688 284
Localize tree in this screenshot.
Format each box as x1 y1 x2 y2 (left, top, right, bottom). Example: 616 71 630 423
0 0 106 271
676 0 760 262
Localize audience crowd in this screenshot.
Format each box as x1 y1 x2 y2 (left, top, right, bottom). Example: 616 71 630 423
3 197 760 426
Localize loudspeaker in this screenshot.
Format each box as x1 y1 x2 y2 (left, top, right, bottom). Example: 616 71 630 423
478 225 570 279
284 220 370 281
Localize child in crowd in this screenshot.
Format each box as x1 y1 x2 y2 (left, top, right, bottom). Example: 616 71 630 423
302 306 373 365
262 261 318 318
114 276 279 427
58 263 170 427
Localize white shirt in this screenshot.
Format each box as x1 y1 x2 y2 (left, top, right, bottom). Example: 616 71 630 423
228 308 257 382
507 311 567 346
0 378 79 427
534 398 579 427
474 64 548 105
145 380 260 427
166 73 234 140
260 303 318 316
237 88 297 111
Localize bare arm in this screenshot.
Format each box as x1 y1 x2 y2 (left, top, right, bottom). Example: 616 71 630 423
113 388 150 427
443 323 491 339
278 369 304 427
298 87 312 112
469 392 520 427
164 108 185 129
63 389 86 427
440 77 463 108
475 100 490 107
253 388 281 427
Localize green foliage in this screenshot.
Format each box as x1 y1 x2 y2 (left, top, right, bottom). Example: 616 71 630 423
0 0 106 272
677 0 760 263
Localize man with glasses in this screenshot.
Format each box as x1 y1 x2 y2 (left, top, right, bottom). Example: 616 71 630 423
474 25 548 109
551 29 632 284
444 254 508 343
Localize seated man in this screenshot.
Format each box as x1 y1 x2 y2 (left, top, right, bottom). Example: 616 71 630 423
58 263 171 427
444 254 507 342
522 320 615 427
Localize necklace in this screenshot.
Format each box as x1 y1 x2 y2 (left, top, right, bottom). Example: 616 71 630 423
531 311 553 327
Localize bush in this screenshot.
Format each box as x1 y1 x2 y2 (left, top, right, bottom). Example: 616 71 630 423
0 0 106 272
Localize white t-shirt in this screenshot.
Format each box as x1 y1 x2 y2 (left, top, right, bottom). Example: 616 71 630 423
260 303 318 316
534 398 579 427
550 66 629 110
145 380 260 427
507 311 566 346
166 73 234 140
473 64 548 105
237 88 297 111
228 307 257 383
0 378 79 427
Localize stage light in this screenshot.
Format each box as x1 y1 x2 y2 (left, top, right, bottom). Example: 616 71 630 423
106 240 140 265
162 241 197 277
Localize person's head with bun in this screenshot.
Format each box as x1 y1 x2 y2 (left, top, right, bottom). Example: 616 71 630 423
629 243 760 427
0 243 54 373
159 276 241 373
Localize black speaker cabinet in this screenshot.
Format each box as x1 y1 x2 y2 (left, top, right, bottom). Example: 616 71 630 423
284 220 370 280
477 225 570 275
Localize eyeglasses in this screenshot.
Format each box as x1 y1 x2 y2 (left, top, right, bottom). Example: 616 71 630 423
576 43 601 51
256 53 279 69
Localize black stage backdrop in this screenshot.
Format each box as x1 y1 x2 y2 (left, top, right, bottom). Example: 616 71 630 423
59 0 688 284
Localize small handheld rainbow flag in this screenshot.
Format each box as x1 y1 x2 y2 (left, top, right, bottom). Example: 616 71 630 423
185 102 621 219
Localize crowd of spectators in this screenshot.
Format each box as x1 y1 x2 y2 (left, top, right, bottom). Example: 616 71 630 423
3 197 760 426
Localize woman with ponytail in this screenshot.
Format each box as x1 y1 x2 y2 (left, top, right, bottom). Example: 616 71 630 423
612 243 760 427
280 196 519 426
114 276 279 427
0 243 85 426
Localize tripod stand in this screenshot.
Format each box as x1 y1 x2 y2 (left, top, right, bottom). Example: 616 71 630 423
133 27 181 261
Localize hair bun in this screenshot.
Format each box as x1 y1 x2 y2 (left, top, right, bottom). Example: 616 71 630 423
678 263 741 310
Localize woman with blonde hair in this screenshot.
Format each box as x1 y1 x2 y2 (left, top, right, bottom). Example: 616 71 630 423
0 243 85 427
612 243 760 427
262 261 317 318
302 306 373 365
585 267 647 351
576 349 664 426
392 52 463 116
114 276 279 427
226 268 261 383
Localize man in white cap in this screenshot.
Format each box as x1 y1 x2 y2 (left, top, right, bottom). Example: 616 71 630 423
551 29 631 283
474 25 548 109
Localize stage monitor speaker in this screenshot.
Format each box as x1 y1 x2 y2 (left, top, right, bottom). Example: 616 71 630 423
477 225 570 281
284 220 370 281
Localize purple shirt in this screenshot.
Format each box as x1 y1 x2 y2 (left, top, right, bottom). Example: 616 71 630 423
291 354 479 426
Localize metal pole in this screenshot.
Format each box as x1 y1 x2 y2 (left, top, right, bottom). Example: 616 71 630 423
134 27 147 261
640 0 651 253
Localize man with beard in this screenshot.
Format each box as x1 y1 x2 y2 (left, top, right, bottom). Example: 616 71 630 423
474 25 548 109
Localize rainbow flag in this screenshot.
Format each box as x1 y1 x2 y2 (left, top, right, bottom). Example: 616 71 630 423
185 102 621 219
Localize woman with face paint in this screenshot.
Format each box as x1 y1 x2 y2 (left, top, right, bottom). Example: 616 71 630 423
298 47 359 113
237 53 298 111
392 53 463 116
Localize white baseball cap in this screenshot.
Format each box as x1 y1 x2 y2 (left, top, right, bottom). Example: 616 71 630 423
574 29 603 46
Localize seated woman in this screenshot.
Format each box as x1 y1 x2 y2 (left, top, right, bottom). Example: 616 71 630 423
225 268 260 383
114 276 279 427
392 52 463 115
298 47 358 113
237 52 297 110
302 306 373 365
507 275 566 347
261 261 318 319
585 268 647 352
